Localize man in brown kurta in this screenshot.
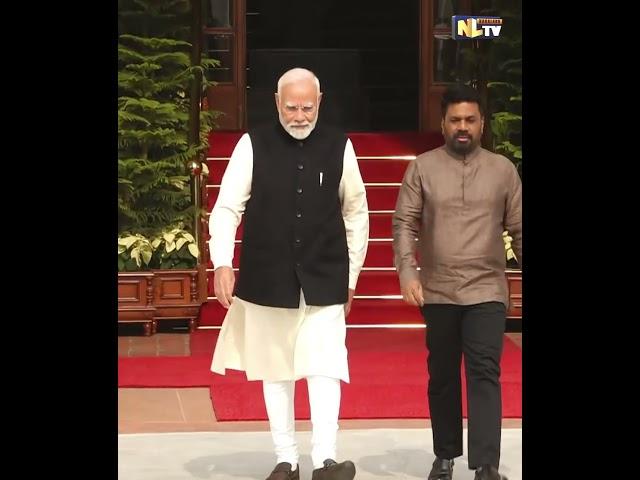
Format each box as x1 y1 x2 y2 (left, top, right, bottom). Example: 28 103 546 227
392 85 522 480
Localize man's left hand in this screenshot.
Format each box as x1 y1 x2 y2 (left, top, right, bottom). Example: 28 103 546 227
344 288 355 317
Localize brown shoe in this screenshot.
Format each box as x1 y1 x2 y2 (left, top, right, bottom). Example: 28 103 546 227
266 462 299 480
311 459 356 480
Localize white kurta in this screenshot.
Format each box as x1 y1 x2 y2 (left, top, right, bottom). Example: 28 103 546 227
209 132 369 382
211 291 349 382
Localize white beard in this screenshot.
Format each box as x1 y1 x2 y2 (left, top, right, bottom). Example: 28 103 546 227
279 115 317 140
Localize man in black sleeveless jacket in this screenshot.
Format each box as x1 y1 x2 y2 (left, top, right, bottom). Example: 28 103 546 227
209 68 369 480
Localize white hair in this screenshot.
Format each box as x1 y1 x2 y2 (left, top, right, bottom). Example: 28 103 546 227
276 68 321 96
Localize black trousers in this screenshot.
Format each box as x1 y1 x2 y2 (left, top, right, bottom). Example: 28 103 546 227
421 302 506 469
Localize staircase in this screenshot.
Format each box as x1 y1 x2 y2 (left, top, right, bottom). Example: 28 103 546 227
199 131 445 327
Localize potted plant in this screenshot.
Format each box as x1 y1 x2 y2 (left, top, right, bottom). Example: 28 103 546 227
150 225 199 269
118 233 156 335
118 233 154 271
147 225 204 332
117 0 220 334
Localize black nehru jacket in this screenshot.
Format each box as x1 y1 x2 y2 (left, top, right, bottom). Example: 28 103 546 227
234 122 349 308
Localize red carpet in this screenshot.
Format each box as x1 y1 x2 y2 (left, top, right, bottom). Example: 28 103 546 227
207 185 401 211
118 329 521 421
118 355 213 387
202 239 396 271
199 298 425 328
207 131 444 158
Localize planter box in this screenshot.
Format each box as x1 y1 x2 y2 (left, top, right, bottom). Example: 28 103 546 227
152 268 203 333
506 269 522 319
117 272 156 335
118 266 206 335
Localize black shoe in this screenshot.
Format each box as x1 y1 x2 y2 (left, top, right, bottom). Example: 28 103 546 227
311 459 356 480
474 465 508 480
265 462 299 480
428 458 454 480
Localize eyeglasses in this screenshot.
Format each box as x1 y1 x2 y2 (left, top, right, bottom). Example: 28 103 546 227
284 104 316 114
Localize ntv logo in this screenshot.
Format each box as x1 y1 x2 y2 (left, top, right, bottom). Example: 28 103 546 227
452 16 503 40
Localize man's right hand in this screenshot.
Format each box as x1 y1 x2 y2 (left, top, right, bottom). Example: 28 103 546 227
214 266 235 309
401 279 424 307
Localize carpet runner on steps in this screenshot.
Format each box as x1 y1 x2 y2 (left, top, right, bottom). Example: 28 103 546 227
200 297 424 327
202 241 397 273
200 131 444 328
204 131 444 159
118 329 522 420
206 184 401 211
